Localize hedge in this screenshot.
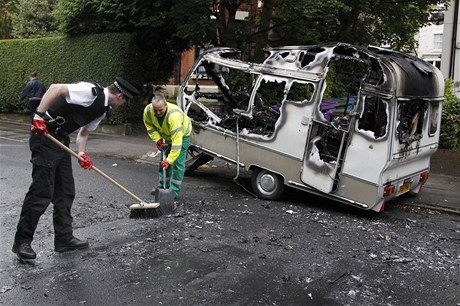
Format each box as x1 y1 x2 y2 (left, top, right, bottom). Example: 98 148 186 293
0 33 147 124
1 35 459 149
440 79 460 150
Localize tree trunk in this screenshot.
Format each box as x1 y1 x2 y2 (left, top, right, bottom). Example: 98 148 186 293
252 0 274 62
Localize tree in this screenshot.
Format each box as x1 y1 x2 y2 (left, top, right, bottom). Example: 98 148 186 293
54 0 265 80
252 0 274 62
10 0 58 38
171 0 257 51
0 0 16 39
51 0 448 81
54 0 217 82
248 0 448 59
157 0 447 61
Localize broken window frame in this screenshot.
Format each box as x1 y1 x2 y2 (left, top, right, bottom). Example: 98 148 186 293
428 101 440 137
317 54 373 133
357 95 389 139
396 98 428 145
184 59 316 138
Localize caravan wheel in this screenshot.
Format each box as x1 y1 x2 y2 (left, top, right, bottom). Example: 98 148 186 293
251 168 284 200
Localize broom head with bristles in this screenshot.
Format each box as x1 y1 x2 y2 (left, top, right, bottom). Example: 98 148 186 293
129 202 163 218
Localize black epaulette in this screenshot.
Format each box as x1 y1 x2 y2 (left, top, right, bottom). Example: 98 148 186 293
91 83 104 96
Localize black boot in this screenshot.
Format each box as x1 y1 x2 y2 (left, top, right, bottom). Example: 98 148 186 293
12 242 37 259
55 237 89 252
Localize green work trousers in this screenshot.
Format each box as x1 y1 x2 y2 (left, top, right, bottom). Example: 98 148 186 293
158 136 190 198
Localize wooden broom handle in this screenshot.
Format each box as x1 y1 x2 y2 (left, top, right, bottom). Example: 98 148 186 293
44 133 144 203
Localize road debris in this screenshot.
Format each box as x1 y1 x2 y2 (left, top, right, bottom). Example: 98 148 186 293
1 286 12 294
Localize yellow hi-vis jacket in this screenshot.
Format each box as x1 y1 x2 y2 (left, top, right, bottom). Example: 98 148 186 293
143 102 192 164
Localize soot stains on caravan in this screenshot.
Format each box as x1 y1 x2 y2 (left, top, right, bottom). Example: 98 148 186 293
181 44 392 144
180 44 441 153
178 44 444 211
183 60 315 139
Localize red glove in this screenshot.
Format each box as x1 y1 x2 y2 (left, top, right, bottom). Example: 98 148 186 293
31 114 48 135
161 159 170 170
156 139 164 150
78 153 93 170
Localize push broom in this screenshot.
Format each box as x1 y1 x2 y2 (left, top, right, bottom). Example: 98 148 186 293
44 133 163 218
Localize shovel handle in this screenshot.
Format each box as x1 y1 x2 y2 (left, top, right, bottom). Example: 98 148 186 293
161 150 167 188
44 133 144 203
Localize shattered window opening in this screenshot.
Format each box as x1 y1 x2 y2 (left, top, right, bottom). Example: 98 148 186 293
201 60 254 112
298 48 326 68
397 99 428 144
184 60 316 138
319 57 368 125
358 96 388 139
429 101 440 136
366 58 385 86
285 81 314 103
257 79 285 106
311 123 346 163
184 61 280 137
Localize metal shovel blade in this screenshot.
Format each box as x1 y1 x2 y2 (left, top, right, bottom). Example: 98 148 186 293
155 188 174 214
155 167 175 214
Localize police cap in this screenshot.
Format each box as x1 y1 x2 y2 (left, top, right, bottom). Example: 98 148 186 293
113 77 140 100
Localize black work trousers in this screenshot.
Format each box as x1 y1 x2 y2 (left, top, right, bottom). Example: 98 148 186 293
28 99 41 122
14 132 76 244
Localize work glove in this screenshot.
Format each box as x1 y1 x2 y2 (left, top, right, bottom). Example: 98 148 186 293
31 113 49 135
156 139 164 150
161 159 170 170
78 153 93 170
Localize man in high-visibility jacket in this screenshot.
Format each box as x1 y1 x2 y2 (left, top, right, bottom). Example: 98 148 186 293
143 95 192 198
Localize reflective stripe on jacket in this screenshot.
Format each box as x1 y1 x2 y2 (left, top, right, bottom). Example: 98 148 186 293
143 102 192 164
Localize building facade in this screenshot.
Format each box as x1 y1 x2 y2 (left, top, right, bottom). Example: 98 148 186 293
416 23 444 69
441 0 460 97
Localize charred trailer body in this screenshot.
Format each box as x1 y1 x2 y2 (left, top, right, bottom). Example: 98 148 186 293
178 43 444 212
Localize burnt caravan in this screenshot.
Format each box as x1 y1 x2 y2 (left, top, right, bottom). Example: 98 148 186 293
178 43 444 212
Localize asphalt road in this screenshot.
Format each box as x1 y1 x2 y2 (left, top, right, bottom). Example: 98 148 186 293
0 137 459 305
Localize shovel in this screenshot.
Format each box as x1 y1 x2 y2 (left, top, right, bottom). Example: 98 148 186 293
155 150 175 214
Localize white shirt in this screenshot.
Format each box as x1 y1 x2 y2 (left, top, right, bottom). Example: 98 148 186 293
66 82 109 131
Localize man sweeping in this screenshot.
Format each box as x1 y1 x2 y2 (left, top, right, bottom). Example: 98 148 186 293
143 94 192 199
12 77 139 261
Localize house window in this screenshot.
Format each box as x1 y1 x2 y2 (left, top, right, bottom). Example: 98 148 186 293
193 47 210 78
433 33 443 50
429 60 441 69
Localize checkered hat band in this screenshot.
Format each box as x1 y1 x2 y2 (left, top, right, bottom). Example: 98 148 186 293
114 81 129 97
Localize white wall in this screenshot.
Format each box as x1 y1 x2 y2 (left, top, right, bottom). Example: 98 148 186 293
417 24 444 56
441 0 460 97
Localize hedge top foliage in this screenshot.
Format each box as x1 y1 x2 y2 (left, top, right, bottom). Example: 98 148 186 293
0 33 146 123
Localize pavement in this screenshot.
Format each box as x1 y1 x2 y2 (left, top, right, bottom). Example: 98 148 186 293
1 118 459 215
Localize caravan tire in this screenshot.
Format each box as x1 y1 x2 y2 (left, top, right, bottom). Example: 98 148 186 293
251 168 284 200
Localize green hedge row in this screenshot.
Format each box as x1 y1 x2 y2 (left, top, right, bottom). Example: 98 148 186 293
0 33 147 124
440 79 460 150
